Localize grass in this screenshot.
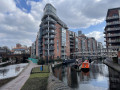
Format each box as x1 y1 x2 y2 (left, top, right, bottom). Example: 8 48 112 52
21 65 49 90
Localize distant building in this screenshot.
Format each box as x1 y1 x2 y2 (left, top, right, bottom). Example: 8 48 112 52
31 42 36 58
97 42 103 56
12 43 30 54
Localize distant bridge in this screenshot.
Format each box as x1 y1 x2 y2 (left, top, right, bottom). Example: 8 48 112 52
1 54 30 64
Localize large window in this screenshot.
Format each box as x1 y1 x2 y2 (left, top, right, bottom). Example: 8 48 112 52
57 40 59 53
75 38 78 48
61 28 66 46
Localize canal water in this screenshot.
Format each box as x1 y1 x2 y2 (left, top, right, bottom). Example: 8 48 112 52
53 60 120 90
0 63 28 79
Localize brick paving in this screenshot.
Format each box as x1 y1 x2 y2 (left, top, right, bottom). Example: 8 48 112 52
0 61 40 90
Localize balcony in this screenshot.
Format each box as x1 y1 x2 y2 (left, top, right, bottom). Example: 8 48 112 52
61 53 66 56
44 35 49 39
70 39 74 42
49 30 55 34
108 46 120 49
44 46 54 50
61 48 65 51
45 53 48 56
49 47 54 50
106 27 120 32
107 21 120 26
47 18 56 23
49 53 54 56
39 48 43 50
45 41 49 44
49 41 54 44
49 25 56 29
108 39 120 43
107 33 120 37
49 35 55 39
70 43 74 46
40 52 42 54
42 30 49 35
106 16 119 20
42 24 49 29
45 52 54 56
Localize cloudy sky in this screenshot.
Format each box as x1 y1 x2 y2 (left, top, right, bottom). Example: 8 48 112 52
0 0 120 48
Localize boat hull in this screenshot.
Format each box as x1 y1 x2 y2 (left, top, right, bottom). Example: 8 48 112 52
81 68 89 72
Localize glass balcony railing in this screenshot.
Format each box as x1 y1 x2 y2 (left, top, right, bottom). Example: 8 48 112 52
108 46 120 49
61 53 66 55
49 41 54 44
70 43 74 45
107 33 120 37
45 41 49 44
108 39 120 43
107 21 120 26
49 25 56 29
106 16 119 20
107 27 120 31
44 35 49 38
49 35 55 38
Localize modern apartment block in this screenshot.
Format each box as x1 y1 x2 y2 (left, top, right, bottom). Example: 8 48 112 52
76 33 97 59
37 3 70 60
31 3 100 60
104 8 120 50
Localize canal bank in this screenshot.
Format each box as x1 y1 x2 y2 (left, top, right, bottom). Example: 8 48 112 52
103 59 120 73
0 60 40 90
0 62 29 87
47 63 72 90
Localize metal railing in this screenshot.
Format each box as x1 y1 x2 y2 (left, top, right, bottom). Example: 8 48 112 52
106 16 119 20
107 33 120 37
107 21 120 26
107 27 120 31
108 39 120 43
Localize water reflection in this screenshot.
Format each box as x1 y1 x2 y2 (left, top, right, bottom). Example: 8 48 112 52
53 60 119 90
108 67 120 90
0 63 28 79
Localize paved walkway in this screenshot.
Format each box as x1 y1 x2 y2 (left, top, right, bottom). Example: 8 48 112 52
104 59 120 73
0 61 40 90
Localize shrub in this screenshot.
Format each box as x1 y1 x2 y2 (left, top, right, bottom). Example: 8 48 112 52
54 58 62 62
2 57 8 62
48 59 54 63
37 58 45 65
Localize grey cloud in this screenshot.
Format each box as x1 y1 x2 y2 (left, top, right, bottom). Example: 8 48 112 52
0 0 120 47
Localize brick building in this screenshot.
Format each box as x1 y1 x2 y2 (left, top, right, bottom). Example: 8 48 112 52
104 7 120 50
37 3 70 60
32 3 100 60
12 43 30 54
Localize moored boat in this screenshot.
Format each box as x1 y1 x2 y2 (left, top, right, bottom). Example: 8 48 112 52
81 60 90 72
71 59 82 72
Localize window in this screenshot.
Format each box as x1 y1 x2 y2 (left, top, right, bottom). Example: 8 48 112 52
57 40 59 52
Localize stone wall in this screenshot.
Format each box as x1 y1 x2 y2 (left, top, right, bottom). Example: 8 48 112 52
47 65 72 90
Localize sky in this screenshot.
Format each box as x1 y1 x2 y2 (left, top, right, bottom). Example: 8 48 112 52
0 0 120 48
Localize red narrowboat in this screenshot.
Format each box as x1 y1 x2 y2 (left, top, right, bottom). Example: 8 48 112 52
81 60 90 72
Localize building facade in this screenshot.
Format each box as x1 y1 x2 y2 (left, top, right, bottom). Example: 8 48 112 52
32 3 101 60
37 3 70 60
12 43 30 54
104 8 120 50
